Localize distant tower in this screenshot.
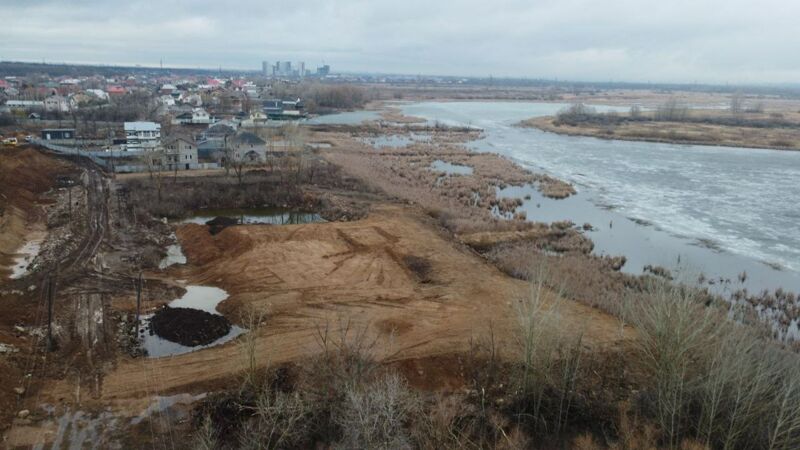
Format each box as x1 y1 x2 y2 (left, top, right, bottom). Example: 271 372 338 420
278 61 291 76
298 62 305 77
262 61 270 76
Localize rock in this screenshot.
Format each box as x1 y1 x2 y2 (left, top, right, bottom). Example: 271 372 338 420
0 343 19 354
17 409 30 419
28 285 36 292
13 387 25 395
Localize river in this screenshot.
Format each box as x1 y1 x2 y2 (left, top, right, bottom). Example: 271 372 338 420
398 101 800 297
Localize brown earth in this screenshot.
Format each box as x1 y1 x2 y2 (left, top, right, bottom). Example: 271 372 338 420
36 204 630 409
0 146 75 281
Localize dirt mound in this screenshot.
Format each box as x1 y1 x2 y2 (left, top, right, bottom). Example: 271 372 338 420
176 223 253 266
206 216 239 235
149 307 231 347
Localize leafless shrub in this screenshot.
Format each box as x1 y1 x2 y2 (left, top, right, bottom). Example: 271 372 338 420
299 320 380 443
626 279 800 449
655 98 690 121
334 373 418 449
194 414 218 450
237 388 309 450
624 280 721 447
513 265 585 434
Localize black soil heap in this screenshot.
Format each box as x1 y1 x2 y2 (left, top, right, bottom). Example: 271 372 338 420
206 216 239 235
150 306 232 346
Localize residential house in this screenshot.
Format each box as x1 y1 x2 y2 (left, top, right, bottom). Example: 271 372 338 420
163 135 199 171
229 131 267 162
44 95 70 113
124 121 161 151
159 95 176 107
86 89 110 102
159 84 177 95
262 98 306 120
197 122 237 159
105 86 126 97
171 107 211 125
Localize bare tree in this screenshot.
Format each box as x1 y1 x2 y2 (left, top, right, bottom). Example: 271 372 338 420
142 148 167 202
730 92 744 117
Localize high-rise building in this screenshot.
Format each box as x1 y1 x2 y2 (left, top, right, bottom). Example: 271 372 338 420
262 61 271 76
298 62 305 77
277 61 292 76
316 65 331 77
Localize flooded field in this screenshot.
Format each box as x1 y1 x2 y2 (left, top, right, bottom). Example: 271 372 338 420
402 101 800 295
361 133 431 149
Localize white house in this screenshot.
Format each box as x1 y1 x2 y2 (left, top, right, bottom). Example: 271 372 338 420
159 95 175 106
86 89 110 101
124 121 161 151
171 107 211 125
44 95 70 113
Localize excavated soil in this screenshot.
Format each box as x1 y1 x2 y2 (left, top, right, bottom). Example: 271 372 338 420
32 204 632 404
0 146 75 280
149 307 232 347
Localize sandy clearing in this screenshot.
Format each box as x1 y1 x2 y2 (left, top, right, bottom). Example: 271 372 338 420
42 204 630 404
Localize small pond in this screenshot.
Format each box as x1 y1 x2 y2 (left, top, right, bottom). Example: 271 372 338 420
183 207 325 226
430 160 474 175
158 240 186 270
140 285 246 358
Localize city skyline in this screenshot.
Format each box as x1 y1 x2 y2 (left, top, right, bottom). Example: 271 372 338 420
1 0 799 85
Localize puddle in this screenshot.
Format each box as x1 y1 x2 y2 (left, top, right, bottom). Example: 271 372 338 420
361 133 431 149
308 142 332 149
131 393 207 425
183 207 325 225
139 286 246 358
430 160 474 175
158 240 186 270
10 239 43 279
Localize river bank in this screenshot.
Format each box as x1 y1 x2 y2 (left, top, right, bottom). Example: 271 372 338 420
521 113 800 151
319 100 800 345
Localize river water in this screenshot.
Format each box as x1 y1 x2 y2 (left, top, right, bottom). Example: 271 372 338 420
399 101 800 296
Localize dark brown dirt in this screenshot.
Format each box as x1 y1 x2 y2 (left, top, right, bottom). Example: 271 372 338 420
149 307 231 347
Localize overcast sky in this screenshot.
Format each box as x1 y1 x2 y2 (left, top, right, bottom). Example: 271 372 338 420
1 0 798 84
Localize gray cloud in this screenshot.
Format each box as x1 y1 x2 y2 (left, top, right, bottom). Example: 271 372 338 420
0 0 798 83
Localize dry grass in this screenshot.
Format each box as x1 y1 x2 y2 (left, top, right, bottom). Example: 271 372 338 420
522 113 800 151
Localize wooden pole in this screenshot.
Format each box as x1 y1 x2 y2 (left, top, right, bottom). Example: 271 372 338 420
135 272 142 336
46 273 56 352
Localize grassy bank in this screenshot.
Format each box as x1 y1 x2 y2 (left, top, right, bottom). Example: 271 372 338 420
520 104 800 151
